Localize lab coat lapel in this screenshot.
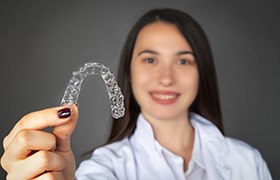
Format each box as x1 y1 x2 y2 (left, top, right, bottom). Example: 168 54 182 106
190 113 231 180
203 144 231 180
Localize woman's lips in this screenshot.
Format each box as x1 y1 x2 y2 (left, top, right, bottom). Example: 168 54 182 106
149 91 180 105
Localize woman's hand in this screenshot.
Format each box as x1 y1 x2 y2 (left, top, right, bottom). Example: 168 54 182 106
1 105 79 180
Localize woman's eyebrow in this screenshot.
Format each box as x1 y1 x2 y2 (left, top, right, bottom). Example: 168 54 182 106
137 50 194 56
176 50 194 55
138 49 159 56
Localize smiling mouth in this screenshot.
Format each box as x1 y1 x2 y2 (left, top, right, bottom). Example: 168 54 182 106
149 91 180 105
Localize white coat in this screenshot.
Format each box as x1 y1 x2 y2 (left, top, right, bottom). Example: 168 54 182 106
75 113 272 180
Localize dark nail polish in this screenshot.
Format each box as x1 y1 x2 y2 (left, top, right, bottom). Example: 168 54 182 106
57 108 71 119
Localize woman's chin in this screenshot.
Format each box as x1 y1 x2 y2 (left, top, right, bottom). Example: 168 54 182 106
143 110 187 122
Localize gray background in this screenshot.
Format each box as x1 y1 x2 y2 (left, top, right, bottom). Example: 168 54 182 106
0 0 279 179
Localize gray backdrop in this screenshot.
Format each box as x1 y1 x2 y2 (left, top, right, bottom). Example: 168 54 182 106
1 1 279 179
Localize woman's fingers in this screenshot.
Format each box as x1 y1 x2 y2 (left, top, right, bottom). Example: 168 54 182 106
24 150 66 179
34 171 65 180
3 130 56 161
1 129 57 173
1 105 79 179
5 150 65 180
3 105 78 151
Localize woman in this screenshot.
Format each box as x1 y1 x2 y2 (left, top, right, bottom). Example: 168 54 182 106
1 9 272 179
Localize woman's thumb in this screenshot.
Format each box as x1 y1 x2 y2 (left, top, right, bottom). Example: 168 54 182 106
52 104 79 152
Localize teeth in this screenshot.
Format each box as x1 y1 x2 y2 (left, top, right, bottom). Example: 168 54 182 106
152 94 177 100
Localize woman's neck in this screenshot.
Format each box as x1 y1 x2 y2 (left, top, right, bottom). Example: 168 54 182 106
142 112 195 169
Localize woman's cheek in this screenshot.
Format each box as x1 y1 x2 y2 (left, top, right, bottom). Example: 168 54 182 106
134 68 153 86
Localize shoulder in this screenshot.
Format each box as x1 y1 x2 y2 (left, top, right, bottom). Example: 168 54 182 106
190 112 264 162
223 137 272 179
188 113 272 179
225 137 257 155
224 137 269 166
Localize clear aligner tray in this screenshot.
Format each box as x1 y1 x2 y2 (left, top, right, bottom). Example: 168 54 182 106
61 62 125 119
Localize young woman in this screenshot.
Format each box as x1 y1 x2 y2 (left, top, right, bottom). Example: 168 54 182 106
1 9 272 179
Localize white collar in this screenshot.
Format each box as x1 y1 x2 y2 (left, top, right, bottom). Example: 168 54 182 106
131 113 226 170
189 112 228 156
130 113 231 179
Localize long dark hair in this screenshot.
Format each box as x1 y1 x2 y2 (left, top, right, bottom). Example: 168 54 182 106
107 8 223 144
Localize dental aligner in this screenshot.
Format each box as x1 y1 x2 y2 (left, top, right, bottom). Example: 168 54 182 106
61 62 125 119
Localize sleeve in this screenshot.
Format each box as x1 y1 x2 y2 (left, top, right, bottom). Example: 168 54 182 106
75 148 118 180
253 149 273 180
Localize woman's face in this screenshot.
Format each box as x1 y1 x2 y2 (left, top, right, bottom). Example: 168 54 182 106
130 22 199 121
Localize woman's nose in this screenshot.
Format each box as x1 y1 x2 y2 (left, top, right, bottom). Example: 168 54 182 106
158 65 175 86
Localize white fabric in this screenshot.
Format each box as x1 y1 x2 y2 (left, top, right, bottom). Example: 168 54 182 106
75 113 273 180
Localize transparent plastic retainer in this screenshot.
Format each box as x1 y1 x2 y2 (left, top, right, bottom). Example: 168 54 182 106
61 62 125 119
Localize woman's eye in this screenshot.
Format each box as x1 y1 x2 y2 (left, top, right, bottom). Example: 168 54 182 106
178 59 190 65
144 58 155 64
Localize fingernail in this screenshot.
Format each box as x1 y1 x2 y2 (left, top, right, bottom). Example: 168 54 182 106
57 108 71 119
